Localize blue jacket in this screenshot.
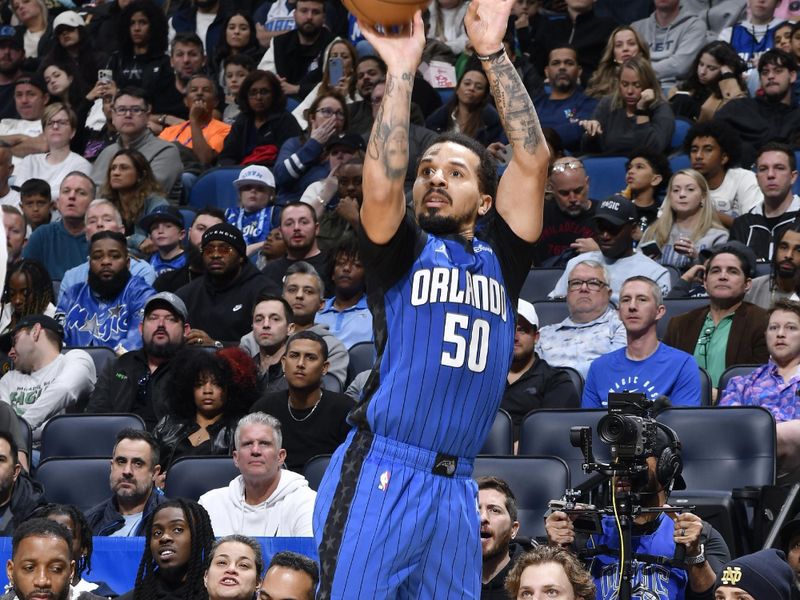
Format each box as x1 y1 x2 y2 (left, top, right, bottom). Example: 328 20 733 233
273 136 329 207
85 488 167 536
534 89 598 152
57 274 155 352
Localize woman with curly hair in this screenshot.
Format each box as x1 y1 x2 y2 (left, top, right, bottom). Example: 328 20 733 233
669 41 747 122
504 545 596 600
153 346 258 472
99 148 168 255
0 259 55 336
586 26 650 99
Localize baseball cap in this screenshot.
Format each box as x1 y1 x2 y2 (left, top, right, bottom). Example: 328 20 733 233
202 223 247 258
779 516 800 552
139 205 185 232
10 315 64 339
325 133 366 152
53 11 84 32
517 299 539 329
716 549 794 600
144 292 188 322
15 72 47 94
0 26 22 50
234 165 275 190
591 194 637 226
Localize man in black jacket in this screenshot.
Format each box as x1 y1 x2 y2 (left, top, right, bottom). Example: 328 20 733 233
0 430 45 537
86 292 189 430
177 223 279 344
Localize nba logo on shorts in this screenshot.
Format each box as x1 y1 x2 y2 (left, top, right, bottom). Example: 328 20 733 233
378 470 391 491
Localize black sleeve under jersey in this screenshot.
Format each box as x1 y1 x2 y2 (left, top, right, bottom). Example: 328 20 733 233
477 211 536 305
358 209 427 293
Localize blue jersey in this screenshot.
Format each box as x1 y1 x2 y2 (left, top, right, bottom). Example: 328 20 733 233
150 251 187 276
353 212 533 458
225 206 275 247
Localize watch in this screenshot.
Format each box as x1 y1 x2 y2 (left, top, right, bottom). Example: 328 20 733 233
685 544 706 565
213 340 223 349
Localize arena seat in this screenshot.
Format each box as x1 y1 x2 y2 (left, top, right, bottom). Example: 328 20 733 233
671 118 692 151
520 268 564 303
473 456 570 539
581 156 627 200
16 413 31 465
480 409 513 455
560 366 584 398
303 454 331 491
188 167 242 209
34 457 112 511
657 298 711 339
518 409 608 489
717 364 762 396
40 413 146 461
63 346 116 378
698 366 713 406
669 153 690 173
164 455 241 500
532 300 569 327
346 341 375 386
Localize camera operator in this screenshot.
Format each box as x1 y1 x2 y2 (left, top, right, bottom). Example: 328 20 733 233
545 425 730 600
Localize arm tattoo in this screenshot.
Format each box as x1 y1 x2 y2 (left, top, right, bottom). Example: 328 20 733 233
485 53 542 154
367 72 413 180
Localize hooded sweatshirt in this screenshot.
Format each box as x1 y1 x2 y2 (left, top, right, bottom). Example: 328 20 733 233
198 471 316 537
632 8 708 91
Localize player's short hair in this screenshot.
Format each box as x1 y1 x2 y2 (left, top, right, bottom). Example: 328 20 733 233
171 31 204 54
621 275 663 306
476 476 518 522
85 198 123 227
281 200 318 224
252 294 294 322
682 121 742 168
505 546 596 599
234 412 282 450
267 551 319 599
756 141 797 171
423 132 498 201
286 330 329 362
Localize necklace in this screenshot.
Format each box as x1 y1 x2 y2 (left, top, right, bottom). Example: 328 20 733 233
287 391 322 422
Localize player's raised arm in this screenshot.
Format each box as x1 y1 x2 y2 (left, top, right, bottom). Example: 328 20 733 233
466 0 549 243
357 13 426 244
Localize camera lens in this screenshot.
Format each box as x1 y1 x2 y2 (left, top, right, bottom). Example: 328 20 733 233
598 414 635 444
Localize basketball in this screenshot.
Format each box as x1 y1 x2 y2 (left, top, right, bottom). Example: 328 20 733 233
344 0 430 27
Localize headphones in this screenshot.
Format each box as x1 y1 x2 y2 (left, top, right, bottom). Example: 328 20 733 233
654 423 683 491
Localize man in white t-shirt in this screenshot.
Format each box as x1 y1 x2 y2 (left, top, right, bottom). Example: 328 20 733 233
0 73 47 166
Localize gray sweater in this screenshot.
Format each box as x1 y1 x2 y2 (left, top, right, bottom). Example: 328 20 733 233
90 131 182 195
582 97 675 155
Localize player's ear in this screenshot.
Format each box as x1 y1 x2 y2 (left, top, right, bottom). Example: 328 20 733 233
477 194 492 216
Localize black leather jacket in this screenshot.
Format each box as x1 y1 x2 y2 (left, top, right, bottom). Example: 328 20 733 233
152 415 236 470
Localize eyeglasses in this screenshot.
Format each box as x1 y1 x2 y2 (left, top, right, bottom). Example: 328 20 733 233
551 160 584 174
247 87 272 98
316 107 345 119
113 106 146 115
202 243 235 256
567 278 607 292
46 118 70 129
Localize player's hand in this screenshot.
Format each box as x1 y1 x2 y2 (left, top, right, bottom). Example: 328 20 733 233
359 12 425 75
465 0 515 56
580 120 603 137
667 508 703 557
545 510 575 547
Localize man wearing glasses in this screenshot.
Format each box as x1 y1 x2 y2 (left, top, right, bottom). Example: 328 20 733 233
537 259 626 378
582 275 701 408
549 194 672 303
176 223 279 345
664 242 769 394
90 87 182 195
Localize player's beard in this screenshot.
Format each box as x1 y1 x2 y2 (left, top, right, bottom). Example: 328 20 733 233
419 211 467 236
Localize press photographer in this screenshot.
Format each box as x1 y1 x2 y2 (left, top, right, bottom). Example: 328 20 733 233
545 395 730 600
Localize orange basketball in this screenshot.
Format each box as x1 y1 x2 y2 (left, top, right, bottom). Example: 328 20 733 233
343 0 430 27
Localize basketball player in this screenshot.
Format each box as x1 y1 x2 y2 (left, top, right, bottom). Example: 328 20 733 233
313 1 550 598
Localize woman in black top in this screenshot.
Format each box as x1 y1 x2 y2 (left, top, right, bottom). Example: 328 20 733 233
212 11 265 82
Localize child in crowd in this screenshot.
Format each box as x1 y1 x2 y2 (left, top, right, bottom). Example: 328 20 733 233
19 179 54 231
225 165 277 260
138 206 187 276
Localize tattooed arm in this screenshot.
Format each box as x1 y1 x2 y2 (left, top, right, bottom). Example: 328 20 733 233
466 0 550 243
357 14 426 244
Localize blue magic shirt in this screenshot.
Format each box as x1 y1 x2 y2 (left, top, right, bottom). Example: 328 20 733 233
352 212 534 458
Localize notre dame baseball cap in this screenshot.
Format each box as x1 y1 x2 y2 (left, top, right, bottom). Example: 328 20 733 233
716 549 793 599
591 194 637 227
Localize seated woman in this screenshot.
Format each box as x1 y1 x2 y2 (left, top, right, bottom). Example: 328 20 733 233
204 535 263 600
99 148 168 254
426 67 503 146
504 545 596 600
12 0 51 60
587 25 650 100
153 346 258 472
640 168 728 271
14 103 92 200
119 499 214 600
219 69 303 167
669 41 747 122
42 62 93 154
274 91 349 206
41 10 107 90
212 11 265 83
580 55 675 155
0 259 56 336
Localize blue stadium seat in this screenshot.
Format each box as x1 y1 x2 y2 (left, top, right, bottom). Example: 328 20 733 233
164 455 241 500
657 297 711 339
671 118 692 151
473 456 570 538
520 268 564 303
35 457 112 511
561 366 584 398
347 342 375 386
717 364 762 397
40 413 146 461
303 454 331 491
188 167 242 209
179 208 196 229
436 88 454 106
63 346 116 378
582 156 627 200
533 301 570 327
480 409 513 455
669 153 690 173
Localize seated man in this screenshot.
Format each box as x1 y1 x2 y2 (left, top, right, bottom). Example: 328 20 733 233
624 147 672 236
57 231 155 353
86 292 189 430
0 315 95 443
502 300 579 440
248 294 295 392
720 298 800 476
0 432 45 534
664 242 769 390
85 428 166 536
746 222 800 309
198 412 316 537
538 259 626 379
18 178 53 231
3 205 25 267
0 74 48 165
550 195 672 303
583 276 701 408
259 551 319 600
251 331 353 472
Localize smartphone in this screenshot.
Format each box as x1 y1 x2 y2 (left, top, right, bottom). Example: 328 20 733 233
98 69 113 84
328 57 344 87
639 241 662 259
